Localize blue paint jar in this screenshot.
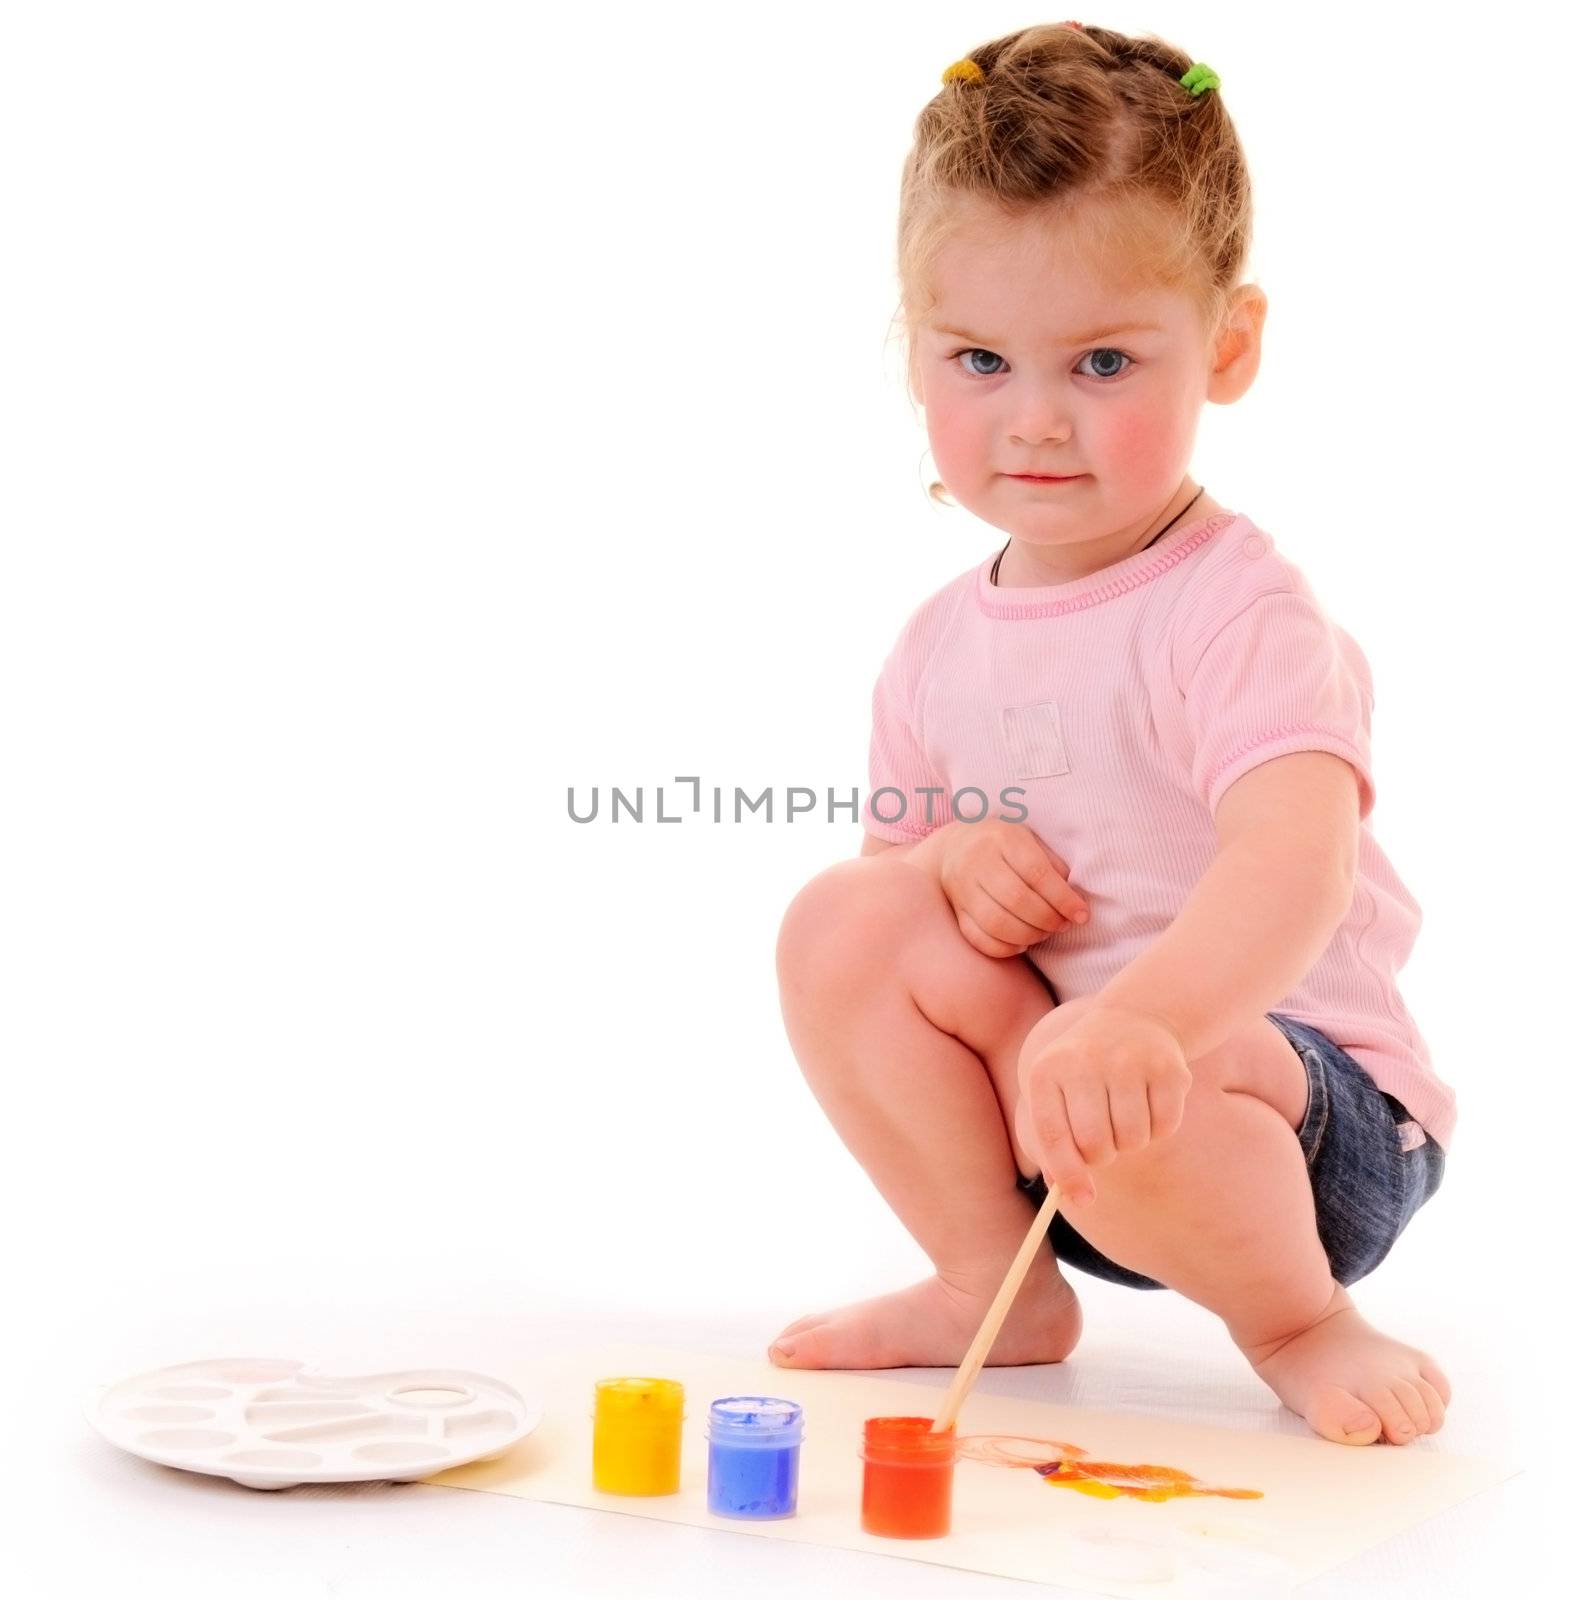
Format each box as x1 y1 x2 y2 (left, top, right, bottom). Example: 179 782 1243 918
705 1396 804 1519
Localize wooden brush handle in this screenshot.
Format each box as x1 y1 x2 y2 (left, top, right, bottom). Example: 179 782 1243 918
931 1184 1063 1433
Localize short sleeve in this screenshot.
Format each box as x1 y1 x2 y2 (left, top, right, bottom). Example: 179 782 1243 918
1181 587 1377 820
865 637 951 844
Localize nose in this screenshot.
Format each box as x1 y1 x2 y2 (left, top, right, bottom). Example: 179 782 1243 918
1006 380 1073 446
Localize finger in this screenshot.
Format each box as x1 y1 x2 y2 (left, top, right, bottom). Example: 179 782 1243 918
1060 1075 1117 1169
1003 834 1091 923
1146 1072 1189 1140
1106 1080 1153 1154
961 877 1051 946
1034 1101 1094 1207
954 907 1021 960
981 863 1065 934
1013 1093 1045 1177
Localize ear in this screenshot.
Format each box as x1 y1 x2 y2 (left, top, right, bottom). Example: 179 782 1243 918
1205 284 1268 405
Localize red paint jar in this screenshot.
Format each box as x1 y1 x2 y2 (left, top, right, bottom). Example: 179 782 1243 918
859 1416 956 1538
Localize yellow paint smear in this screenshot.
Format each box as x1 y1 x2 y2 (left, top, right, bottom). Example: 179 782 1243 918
957 1433 1263 1502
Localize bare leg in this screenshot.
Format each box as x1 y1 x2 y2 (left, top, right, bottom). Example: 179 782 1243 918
768 852 1081 1369
1016 1001 1452 1444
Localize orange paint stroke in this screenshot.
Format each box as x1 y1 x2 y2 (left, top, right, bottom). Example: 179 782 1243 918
956 1434 1262 1502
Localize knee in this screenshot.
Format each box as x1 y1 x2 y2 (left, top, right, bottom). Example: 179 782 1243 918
775 853 936 1002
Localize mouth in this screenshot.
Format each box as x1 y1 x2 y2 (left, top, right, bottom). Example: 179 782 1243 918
1006 473 1085 483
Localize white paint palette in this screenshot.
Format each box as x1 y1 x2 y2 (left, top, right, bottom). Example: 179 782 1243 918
85 1357 541 1490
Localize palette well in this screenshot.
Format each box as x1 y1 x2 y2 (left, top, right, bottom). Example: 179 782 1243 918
85 1357 540 1490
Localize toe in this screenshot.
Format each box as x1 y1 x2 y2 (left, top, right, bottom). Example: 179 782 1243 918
1390 1377 1432 1437
1418 1355 1453 1407
774 1313 823 1342
1414 1376 1446 1433
1311 1384 1383 1445
767 1336 806 1368
1367 1385 1418 1445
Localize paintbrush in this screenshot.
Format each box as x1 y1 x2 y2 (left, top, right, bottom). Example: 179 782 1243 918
931 1184 1064 1433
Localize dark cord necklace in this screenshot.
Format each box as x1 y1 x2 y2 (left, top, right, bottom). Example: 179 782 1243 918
989 487 1207 587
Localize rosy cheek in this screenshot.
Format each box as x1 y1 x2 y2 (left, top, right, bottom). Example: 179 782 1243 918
923 392 982 470
1094 405 1174 474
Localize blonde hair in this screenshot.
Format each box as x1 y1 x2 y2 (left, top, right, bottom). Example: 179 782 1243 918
895 23 1254 505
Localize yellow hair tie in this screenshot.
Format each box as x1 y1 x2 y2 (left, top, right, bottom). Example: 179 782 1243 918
941 57 984 86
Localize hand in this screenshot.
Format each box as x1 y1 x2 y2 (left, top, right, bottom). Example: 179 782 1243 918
1014 1003 1193 1207
914 819 1090 959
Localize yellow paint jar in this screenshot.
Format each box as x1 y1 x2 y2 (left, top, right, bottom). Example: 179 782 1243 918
591 1377 685 1495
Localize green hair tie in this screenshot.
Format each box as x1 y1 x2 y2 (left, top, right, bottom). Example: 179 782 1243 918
1180 62 1220 96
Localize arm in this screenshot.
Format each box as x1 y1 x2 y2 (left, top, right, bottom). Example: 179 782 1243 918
860 825 956 865
1093 751 1361 1064
861 822 969 874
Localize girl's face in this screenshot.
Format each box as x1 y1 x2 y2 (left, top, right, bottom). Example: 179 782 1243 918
912 201 1263 571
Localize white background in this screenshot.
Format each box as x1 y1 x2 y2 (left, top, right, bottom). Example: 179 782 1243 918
2 1 1578 1593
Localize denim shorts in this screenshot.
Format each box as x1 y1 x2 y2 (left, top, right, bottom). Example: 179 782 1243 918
1015 1012 1447 1291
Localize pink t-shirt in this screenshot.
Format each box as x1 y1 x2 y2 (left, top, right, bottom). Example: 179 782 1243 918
865 509 1454 1153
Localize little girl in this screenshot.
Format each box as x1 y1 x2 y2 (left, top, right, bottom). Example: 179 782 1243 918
769 22 1454 1450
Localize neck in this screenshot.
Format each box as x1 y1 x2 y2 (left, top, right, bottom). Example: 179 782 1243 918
992 484 1208 589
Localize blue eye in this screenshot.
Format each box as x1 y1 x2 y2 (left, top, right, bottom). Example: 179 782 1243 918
950 346 1135 381
954 347 1008 377
1079 347 1132 380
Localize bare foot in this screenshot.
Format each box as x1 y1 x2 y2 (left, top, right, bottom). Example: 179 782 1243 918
767 1267 1082 1370
1237 1282 1451 1446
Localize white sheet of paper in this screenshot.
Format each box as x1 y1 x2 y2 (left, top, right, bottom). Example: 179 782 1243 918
427 1342 1516 1598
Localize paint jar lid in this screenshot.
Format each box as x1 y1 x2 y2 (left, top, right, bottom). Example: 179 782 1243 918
707 1396 804 1445
593 1377 685 1422
860 1415 957 1466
